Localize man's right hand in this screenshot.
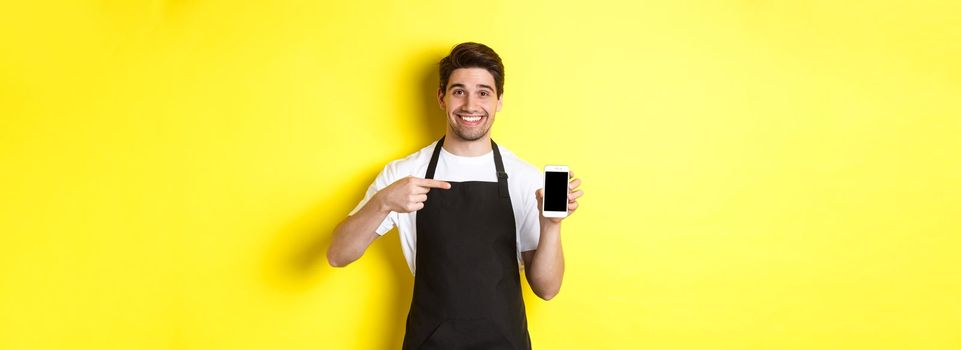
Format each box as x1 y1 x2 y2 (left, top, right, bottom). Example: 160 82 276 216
374 176 451 213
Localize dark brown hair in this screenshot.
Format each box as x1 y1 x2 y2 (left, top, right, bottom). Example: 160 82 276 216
439 42 505 98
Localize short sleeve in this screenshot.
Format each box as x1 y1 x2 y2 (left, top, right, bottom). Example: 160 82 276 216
348 163 398 236
517 176 542 253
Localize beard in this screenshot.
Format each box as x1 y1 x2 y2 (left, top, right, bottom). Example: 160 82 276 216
451 123 491 141
449 115 492 141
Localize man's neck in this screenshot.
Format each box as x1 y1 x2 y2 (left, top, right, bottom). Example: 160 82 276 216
442 131 492 157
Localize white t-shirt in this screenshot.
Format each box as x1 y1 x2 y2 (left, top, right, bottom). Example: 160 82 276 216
349 141 543 276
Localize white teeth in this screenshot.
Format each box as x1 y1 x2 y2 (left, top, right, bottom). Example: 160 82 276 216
460 115 482 122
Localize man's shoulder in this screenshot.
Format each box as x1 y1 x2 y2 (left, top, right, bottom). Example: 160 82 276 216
498 145 541 183
380 141 437 179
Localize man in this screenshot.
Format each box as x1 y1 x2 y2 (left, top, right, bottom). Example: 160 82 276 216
326 42 583 350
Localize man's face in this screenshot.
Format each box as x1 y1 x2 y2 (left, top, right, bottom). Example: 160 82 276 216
438 67 503 142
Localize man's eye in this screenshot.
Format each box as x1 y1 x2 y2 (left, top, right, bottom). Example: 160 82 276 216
479 91 489 97
453 90 464 96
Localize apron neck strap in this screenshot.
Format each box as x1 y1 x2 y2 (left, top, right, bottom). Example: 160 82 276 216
491 139 510 198
424 136 445 180
424 136 510 198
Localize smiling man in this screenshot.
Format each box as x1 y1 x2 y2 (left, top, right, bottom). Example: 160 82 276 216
326 42 583 350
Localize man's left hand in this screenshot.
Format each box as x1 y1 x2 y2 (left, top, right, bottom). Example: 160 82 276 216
535 169 583 225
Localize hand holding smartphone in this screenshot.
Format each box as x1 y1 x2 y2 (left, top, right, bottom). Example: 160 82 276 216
542 165 569 218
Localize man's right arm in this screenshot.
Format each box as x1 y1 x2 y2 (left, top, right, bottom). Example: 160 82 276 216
326 193 391 267
326 176 451 267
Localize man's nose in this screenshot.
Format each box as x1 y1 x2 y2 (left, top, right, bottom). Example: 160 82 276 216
464 94 480 112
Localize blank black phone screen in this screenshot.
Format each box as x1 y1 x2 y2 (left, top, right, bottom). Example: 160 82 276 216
544 171 569 212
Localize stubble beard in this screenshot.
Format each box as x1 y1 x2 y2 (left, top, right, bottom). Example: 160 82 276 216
451 123 491 141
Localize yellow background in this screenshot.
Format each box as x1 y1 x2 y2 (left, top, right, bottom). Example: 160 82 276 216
2 1 960 349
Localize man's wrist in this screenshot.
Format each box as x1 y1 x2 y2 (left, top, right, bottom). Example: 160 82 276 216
540 218 561 233
369 192 391 214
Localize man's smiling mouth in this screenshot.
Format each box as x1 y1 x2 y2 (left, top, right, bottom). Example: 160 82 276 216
456 113 485 125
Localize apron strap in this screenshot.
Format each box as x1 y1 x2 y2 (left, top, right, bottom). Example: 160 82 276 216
491 139 510 198
424 136 445 180
424 136 510 198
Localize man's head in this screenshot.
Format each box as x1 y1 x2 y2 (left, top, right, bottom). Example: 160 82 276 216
438 42 504 142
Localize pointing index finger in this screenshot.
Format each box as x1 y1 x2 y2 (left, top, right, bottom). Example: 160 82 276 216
418 178 451 189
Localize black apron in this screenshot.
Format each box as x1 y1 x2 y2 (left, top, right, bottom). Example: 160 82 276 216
401 136 532 350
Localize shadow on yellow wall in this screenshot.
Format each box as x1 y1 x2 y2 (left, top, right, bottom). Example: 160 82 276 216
258 54 476 348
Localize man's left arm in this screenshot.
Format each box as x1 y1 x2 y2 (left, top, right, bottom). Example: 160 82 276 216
523 171 583 301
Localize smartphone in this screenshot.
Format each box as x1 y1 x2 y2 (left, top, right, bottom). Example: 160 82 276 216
543 165 570 218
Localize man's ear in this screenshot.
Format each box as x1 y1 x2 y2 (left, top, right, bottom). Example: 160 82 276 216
437 89 446 110
496 95 503 112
